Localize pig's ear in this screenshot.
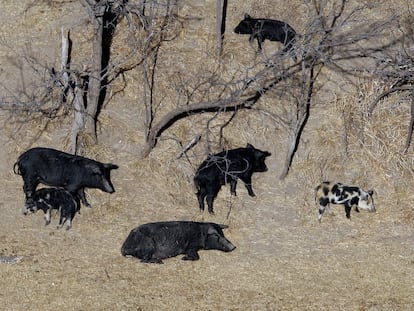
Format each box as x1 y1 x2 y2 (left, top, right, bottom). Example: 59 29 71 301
104 163 119 170
87 164 101 173
246 143 254 149
244 13 251 19
207 227 217 235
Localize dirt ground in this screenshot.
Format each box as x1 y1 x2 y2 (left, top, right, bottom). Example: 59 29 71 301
1 1 414 310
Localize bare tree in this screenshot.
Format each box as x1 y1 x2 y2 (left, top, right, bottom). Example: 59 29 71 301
1 0 172 153
276 0 404 177
77 0 125 148
216 0 228 57
369 6 414 152
138 0 402 179
140 0 180 142
1 0 406 179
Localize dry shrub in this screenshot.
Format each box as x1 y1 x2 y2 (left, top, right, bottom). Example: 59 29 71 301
290 77 414 224
2 2 414 310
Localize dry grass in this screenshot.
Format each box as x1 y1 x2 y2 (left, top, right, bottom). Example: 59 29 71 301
1 1 414 310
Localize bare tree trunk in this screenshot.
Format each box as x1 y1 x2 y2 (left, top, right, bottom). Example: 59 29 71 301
60 27 85 154
142 0 177 142
59 28 84 154
61 27 70 97
280 60 316 179
404 87 414 153
84 9 104 144
71 89 86 154
216 0 228 57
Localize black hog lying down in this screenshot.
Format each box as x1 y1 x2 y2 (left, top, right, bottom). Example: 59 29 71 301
121 221 236 264
14 147 118 207
24 188 81 230
194 143 271 214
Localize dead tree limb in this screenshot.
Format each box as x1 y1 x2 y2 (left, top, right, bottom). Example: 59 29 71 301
176 134 201 159
280 59 318 179
368 84 413 115
139 70 293 158
368 84 414 153
404 88 414 153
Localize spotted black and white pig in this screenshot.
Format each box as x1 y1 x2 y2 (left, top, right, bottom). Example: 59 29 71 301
315 181 375 222
14 147 118 207
194 143 271 214
24 188 81 230
121 221 236 264
234 14 297 55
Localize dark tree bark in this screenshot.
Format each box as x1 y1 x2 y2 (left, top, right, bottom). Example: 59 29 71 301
404 88 414 153
79 0 121 148
79 0 104 144
216 0 228 57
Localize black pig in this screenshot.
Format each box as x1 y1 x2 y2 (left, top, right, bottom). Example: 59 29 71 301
121 221 236 264
194 143 271 214
14 147 118 207
24 188 81 230
234 14 297 56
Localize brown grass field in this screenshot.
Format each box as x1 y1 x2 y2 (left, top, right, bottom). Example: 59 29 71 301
0 1 413 310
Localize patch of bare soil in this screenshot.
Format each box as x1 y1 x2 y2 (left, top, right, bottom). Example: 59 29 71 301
1 125 413 310
1 1 414 311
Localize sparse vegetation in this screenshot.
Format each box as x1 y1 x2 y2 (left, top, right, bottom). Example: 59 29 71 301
0 0 413 310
